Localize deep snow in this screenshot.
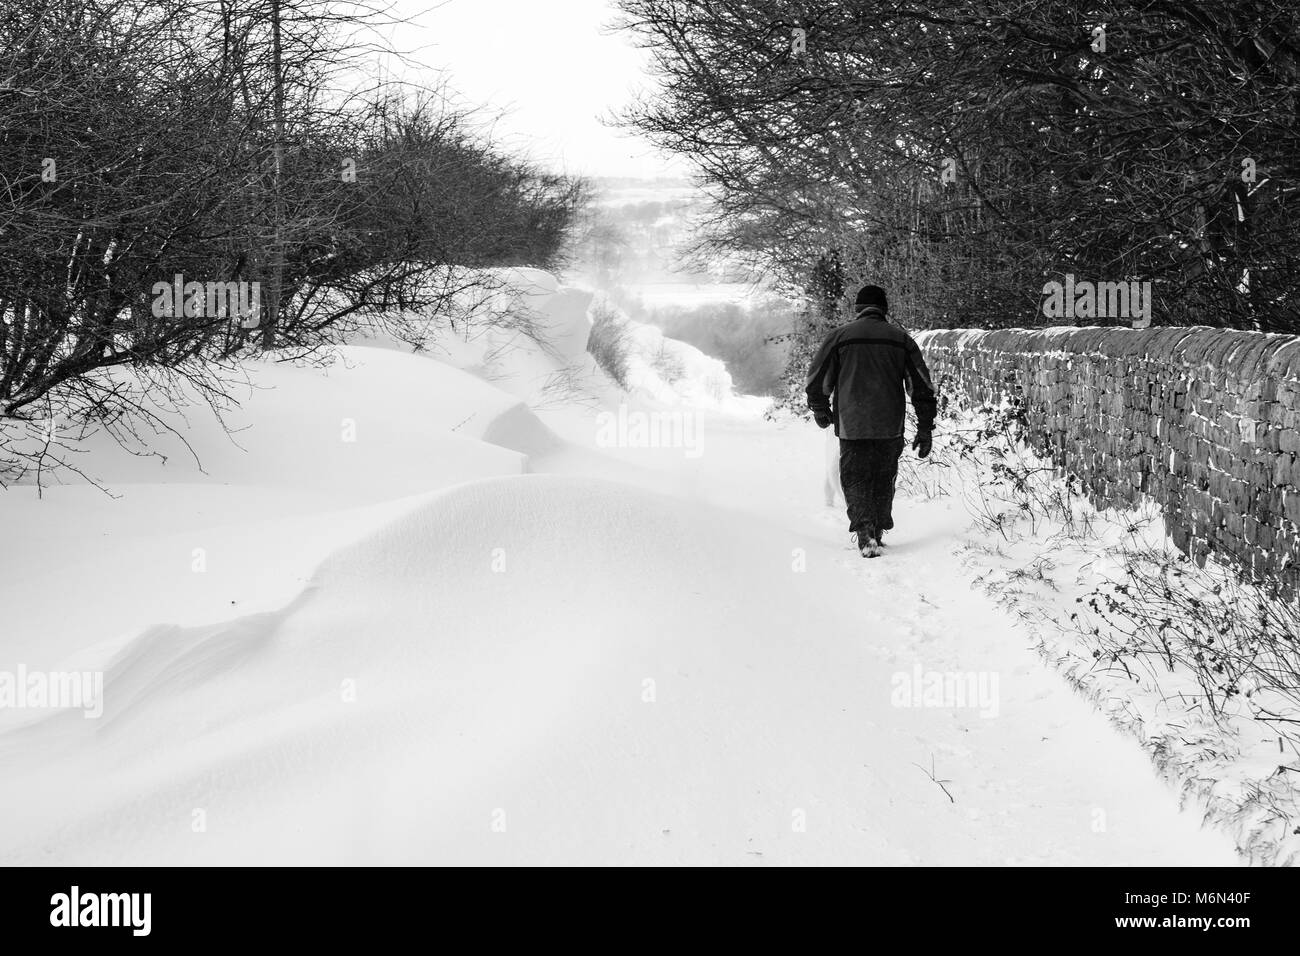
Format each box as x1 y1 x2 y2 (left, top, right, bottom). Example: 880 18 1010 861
0 271 1241 865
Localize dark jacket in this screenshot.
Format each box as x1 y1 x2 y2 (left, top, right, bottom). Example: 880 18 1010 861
805 308 938 440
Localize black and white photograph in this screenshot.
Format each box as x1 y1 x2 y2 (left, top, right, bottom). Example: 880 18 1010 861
0 0 1295 931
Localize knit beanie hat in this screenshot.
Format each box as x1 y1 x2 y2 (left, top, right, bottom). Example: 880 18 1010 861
854 284 888 316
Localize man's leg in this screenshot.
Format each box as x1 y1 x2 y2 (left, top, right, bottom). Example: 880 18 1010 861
873 437 907 537
839 439 874 543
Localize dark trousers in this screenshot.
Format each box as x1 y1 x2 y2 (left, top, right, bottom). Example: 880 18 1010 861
839 436 905 538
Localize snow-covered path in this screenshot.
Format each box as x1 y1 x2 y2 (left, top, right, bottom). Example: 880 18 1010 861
541 413 1241 866
0 395 1240 864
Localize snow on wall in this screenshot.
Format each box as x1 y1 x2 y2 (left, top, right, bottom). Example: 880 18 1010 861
917 326 1300 596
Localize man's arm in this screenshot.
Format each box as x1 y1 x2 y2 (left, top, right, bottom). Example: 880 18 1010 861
804 331 839 428
904 336 938 434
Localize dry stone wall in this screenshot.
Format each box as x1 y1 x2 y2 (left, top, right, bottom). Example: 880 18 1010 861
914 327 1300 596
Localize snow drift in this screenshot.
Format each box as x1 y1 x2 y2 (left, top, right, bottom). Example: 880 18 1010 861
0 268 1241 866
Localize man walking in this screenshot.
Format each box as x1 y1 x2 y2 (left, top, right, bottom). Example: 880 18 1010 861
806 284 937 558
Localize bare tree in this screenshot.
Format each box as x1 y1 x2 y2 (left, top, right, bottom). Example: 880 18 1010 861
615 0 1300 334
0 0 587 483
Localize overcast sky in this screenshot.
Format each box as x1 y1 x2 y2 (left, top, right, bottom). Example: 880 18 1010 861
386 0 684 179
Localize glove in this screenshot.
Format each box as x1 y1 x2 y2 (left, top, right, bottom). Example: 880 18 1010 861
813 409 833 429
912 430 932 458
